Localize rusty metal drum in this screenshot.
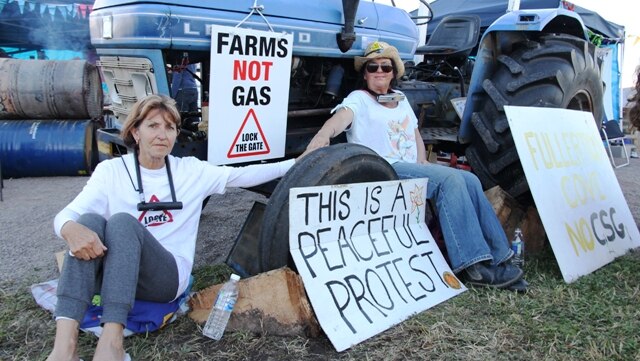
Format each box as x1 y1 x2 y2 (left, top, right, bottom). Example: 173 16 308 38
0 59 103 120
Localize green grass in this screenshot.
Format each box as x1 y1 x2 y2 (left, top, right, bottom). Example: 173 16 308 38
2 251 639 361
191 264 234 292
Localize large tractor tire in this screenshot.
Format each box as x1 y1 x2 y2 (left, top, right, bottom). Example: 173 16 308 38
259 143 398 272
465 34 604 201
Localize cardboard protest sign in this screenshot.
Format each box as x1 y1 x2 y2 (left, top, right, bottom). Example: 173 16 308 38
208 25 292 164
505 106 640 283
289 179 466 352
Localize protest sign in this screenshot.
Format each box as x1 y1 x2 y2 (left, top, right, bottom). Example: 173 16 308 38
208 25 292 164
289 179 466 351
505 106 640 282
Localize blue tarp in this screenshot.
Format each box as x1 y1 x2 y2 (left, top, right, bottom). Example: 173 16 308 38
601 44 622 121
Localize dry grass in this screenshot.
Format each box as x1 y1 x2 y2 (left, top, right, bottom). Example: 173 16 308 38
2 249 639 360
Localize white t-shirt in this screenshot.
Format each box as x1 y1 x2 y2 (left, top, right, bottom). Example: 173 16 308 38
54 154 294 299
334 89 418 164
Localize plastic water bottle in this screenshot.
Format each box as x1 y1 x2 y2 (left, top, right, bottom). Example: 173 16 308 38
202 274 240 340
511 228 525 267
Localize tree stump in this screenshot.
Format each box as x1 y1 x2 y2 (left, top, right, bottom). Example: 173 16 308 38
189 267 320 337
484 186 547 255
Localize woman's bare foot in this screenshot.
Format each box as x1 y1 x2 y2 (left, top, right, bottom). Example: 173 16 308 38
92 323 125 361
46 319 81 361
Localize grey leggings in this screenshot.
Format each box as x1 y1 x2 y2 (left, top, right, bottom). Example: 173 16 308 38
55 213 179 326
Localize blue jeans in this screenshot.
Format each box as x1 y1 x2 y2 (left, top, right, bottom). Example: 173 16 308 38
392 162 513 273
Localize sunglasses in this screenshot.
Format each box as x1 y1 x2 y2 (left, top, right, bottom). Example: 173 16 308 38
366 63 394 73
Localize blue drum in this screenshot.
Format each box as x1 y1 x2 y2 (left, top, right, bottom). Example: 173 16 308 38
0 119 97 178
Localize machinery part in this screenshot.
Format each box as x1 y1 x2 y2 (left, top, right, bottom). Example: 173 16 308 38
337 0 360 53
466 33 604 200
412 0 434 25
0 59 103 120
259 143 398 272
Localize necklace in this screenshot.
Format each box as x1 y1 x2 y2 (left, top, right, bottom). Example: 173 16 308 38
363 86 405 104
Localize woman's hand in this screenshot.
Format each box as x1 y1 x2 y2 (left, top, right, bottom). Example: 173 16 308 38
295 147 315 162
306 131 332 152
60 221 107 260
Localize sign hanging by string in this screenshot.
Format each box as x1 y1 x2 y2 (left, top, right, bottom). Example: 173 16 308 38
208 24 292 165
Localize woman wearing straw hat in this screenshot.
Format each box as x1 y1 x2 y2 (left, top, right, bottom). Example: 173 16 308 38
307 41 527 291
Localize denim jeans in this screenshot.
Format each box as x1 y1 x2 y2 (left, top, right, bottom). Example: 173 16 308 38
392 162 513 273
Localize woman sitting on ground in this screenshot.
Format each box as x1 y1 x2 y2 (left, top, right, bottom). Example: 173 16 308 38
306 41 527 291
47 94 303 361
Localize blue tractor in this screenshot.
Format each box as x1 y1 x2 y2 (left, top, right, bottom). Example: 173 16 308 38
419 0 607 200
89 0 605 271
90 0 419 160
90 0 604 199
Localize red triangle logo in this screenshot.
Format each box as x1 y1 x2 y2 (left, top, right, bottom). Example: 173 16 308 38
227 108 271 158
138 195 174 227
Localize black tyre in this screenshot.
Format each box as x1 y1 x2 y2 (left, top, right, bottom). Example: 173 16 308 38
259 143 398 272
465 34 604 200
201 195 211 210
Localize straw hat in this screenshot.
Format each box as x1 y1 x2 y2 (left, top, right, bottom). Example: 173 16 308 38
354 41 405 79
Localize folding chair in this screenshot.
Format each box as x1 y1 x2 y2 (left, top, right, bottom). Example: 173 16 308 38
600 120 630 168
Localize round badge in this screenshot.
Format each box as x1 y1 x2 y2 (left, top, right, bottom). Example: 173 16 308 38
443 271 462 289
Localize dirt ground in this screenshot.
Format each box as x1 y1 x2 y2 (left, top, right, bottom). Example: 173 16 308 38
0 177 267 290
0 158 639 290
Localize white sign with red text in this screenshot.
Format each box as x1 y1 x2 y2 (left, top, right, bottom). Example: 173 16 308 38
208 25 292 164
289 179 466 352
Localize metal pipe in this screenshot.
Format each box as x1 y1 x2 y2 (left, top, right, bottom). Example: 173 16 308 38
287 108 332 117
337 0 360 52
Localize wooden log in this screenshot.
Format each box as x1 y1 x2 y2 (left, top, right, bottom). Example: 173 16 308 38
55 250 65 273
485 186 522 237
484 186 547 255
189 267 320 337
520 206 546 254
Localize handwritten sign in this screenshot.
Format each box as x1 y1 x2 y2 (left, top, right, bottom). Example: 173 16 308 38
289 179 466 351
208 25 292 164
506 106 640 283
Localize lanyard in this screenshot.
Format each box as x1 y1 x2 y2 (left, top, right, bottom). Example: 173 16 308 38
122 150 183 211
